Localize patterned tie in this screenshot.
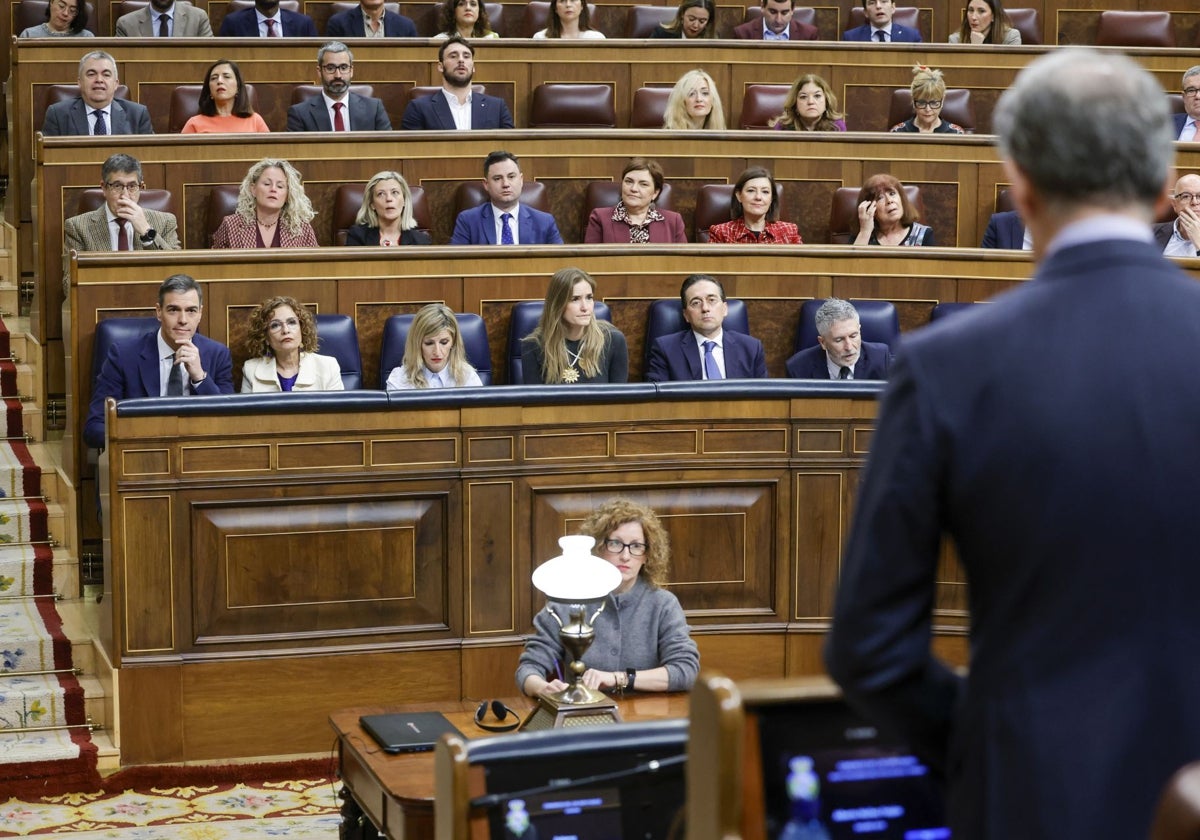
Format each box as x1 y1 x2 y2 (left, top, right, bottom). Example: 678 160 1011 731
93 109 107 135
500 213 514 245
265 17 278 36
166 360 185 396
874 29 886 41
838 366 851 379
158 12 169 35
333 101 345 131
116 219 130 251
702 340 722 380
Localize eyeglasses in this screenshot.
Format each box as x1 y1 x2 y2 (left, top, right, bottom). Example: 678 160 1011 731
268 317 300 333
1173 192 1200 204
104 181 142 193
913 99 943 110
321 63 352 74
51 0 77 11
1183 88 1200 98
602 538 647 557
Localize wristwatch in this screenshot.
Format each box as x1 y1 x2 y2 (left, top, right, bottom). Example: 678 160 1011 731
140 228 157 244
626 668 637 691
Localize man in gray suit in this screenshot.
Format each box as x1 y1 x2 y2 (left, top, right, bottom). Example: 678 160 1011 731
42 51 153 136
286 42 391 132
63 154 180 292
114 0 213 36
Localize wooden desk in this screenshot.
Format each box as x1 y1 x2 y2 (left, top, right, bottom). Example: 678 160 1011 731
330 694 690 839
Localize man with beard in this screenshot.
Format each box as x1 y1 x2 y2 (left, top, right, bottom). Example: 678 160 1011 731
400 36 514 130
218 0 316 36
287 42 391 131
785 297 892 380
115 0 212 36
326 0 416 37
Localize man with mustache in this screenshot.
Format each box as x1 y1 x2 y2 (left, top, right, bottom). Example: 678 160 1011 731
287 42 391 132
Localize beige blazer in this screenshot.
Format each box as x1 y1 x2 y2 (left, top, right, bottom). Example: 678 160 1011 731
63 206 180 292
240 352 345 392
115 1 214 36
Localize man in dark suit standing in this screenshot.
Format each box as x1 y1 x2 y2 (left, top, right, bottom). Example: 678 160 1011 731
1153 172 1200 256
826 49 1200 839
84 274 234 449
401 37 514 131
646 275 767 381
325 0 416 37
43 51 153 137
842 0 920 41
450 151 562 244
218 0 317 36
785 298 891 380
980 209 1028 249
287 42 391 131
1173 65 1200 140
732 0 818 40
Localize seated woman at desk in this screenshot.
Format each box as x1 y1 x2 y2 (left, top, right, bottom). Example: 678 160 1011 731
949 0 1020 44
889 65 966 134
533 0 605 38
584 158 686 244
241 296 344 392
212 158 318 249
771 74 847 132
346 171 431 247
516 498 700 696
181 60 270 134
650 0 715 38
852 173 934 246
521 267 628 384
19 0 94 37
385 304 483 389
433 0 499 38
708 166 803 244
662 69 726 130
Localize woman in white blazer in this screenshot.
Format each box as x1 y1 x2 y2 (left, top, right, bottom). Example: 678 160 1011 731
241 296 344 392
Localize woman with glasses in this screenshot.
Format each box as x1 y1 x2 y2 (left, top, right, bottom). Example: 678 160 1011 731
771 73 846 132
516 497 700 697
212 158 318 249
181 59 269 134
241 296 343 392
20 0 93 36
889 65 965 134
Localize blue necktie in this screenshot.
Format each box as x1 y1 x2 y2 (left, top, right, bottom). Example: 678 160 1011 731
500 212 514 245
874 29 886 41
702 340 722 380
93 109 107 135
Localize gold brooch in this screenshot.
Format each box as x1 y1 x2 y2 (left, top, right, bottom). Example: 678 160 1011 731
562 367 580 383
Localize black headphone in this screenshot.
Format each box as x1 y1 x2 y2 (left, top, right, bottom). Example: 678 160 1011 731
475 699 521 732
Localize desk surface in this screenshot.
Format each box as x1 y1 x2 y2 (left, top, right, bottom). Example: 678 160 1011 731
330 693 691 839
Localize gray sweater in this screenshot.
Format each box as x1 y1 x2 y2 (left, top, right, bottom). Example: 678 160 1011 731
515 576 700 693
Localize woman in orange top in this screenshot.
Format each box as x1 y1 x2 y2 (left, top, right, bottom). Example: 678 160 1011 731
181 59 270 133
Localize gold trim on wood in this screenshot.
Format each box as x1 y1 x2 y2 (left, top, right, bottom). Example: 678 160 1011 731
795 427 845 454
121 447 171 476
467 436 516 464
701 427 789 455
180 444 273 474
122 494 176 654
466 481 517 635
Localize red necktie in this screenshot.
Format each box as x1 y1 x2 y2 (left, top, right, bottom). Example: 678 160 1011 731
333 102 345 131
265 17 278 36
117 219 130 251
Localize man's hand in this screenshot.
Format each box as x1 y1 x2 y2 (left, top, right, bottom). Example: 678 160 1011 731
1178 206 1200 248
115 194 151 237
173 339 206 383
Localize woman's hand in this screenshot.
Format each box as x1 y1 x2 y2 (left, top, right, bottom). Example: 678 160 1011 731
969 29 986 43
854 200 878 244
537 679 569 697
580 668 619 691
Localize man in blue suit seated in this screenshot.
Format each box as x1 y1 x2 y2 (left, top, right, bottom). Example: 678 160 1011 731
325 0 416 36
1173 66 1200 140
84 274 234 450
785 298 891 380
218 0 316 36
645 274 767 381
842 0 921 41
401 37 515 131
451 151 563 245
287 43 391 131
981 209 1029 249
43 51 153 137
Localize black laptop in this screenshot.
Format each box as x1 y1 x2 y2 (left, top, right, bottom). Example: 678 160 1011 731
359 712 465 754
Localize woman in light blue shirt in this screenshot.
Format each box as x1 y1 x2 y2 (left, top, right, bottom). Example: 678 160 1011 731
386 304 483 389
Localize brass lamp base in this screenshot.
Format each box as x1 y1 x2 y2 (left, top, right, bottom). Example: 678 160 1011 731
520 691 623 732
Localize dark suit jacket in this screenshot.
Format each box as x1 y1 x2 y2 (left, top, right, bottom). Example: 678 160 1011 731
450 203 563 245
842 22 921 41
981 210 1025 249
218 7 317 35
400 90 514 130
1174 111 1191 138
785 341 891 379
645 329 767 382
732 18 818 39
345 225 431 246
84 331 233 448
325 7 416 36
42 97 153 136
825 237 1200 839
286 92 391 131
1152 220 1196 254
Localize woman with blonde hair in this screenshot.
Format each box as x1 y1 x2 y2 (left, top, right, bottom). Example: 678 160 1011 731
433 0 498 39
890 65 966 134
662 69 726 130
212 158 317 249
771 73 847 132
533 0 605 38
385 304 483 389
521 268 628 384
346 171 430 247
241 296 343 392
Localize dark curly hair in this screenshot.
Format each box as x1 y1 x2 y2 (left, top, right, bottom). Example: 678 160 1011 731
579 498 671 589
243 296 318 358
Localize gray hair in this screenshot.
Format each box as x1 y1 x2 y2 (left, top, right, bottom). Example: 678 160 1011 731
993 48 1172 213
78 50 116 79
1183 66 1200 86
815 298 859 336
318 41 353 65
101 153 142 182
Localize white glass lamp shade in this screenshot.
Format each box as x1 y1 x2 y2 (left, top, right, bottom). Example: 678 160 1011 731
531 535 621 603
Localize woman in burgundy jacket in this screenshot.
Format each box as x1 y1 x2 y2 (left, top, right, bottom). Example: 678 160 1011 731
584 158 687 244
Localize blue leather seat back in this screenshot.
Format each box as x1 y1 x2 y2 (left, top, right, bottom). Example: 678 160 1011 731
379 312 493 388
507 300 612 385
643 298 749 369
91 317 161 386
315 314 363 390
796 299 900 352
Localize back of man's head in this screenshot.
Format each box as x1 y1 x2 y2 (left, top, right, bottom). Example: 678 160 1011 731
993 48 1172 212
